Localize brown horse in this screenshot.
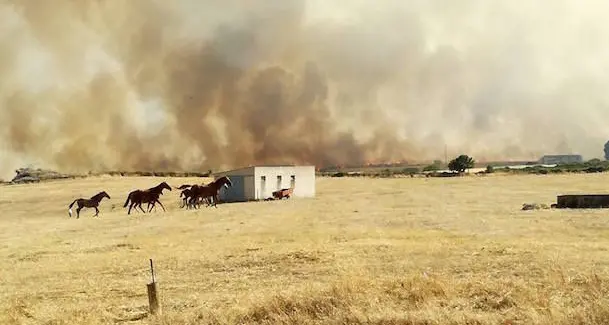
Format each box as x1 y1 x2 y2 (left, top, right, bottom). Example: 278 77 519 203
68 191 111 219
123 181 172 215
179 186 198 209
179 185 212 209
145 190 169 212
188 176 232 208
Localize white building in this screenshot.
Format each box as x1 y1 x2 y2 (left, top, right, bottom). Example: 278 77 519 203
212 165 316 203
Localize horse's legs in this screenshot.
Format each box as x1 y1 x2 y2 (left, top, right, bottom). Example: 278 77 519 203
133 200 144 213
155 199 166 212
76 206 82 219
94 206 99 217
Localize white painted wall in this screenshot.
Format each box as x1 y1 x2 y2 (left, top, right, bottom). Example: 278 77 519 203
253 166 315 200
215 165 316 201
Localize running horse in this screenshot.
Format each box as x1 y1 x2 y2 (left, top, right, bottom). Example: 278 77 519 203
68 191 111 219
188 176 232 208
179 185 199 209
123 181 172 215
180 184 212 209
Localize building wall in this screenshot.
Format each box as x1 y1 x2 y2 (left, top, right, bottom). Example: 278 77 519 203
253 166 315 200
540 155 583 165
214 165 315 202
557 195 609 208
243 175 255 201
218 175 246 203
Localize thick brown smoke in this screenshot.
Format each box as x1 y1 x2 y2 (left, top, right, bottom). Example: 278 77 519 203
1 0 609 178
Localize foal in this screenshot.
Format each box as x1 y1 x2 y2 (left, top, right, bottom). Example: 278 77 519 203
68 191 111 219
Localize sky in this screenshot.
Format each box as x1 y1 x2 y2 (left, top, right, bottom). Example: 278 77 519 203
1 0 608 179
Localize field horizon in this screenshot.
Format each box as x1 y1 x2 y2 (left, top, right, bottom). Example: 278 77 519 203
2 173 609 324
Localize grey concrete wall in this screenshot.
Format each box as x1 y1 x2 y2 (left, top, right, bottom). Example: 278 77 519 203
218 175 245 203
557 194 609 208
540 155 583 165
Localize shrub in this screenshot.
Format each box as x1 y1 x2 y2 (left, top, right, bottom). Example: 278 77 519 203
423 161 442 172
401 167 420 175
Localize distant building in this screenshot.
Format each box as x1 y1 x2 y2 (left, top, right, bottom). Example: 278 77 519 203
538 154 583 165
212 165 316 203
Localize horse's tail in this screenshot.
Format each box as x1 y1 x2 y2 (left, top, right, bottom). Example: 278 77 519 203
68 199 77 217
68 199 78 209
123 192 133 208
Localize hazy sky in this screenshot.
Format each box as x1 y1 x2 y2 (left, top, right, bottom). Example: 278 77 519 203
1 0 608 179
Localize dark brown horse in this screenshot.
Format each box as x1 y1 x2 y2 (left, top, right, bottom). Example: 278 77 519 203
177 184 193 190
123 181 172 215
68 191 111 219
179 185 211 209
179 186 197 209
188 176 232 208
145 190 168 212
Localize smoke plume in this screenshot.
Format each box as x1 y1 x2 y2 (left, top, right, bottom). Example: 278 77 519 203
1 0 609 178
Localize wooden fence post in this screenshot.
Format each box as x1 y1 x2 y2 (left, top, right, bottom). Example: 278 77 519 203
147 259 161 316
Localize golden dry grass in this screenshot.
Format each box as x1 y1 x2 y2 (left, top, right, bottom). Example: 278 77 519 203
2 173 609 324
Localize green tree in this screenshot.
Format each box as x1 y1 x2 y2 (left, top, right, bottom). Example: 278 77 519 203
448 155 475 173
604 141 609 160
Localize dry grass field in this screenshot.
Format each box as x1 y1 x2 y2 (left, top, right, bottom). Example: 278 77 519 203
2 173 609 324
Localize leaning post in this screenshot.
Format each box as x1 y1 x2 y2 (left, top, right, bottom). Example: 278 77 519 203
147 258 161 316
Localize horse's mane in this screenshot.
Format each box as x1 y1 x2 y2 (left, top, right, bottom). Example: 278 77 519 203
148 182 170 192
91 191 109 199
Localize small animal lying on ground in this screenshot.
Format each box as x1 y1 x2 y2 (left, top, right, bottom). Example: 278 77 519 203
521 203 555 210
272 188 294 200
